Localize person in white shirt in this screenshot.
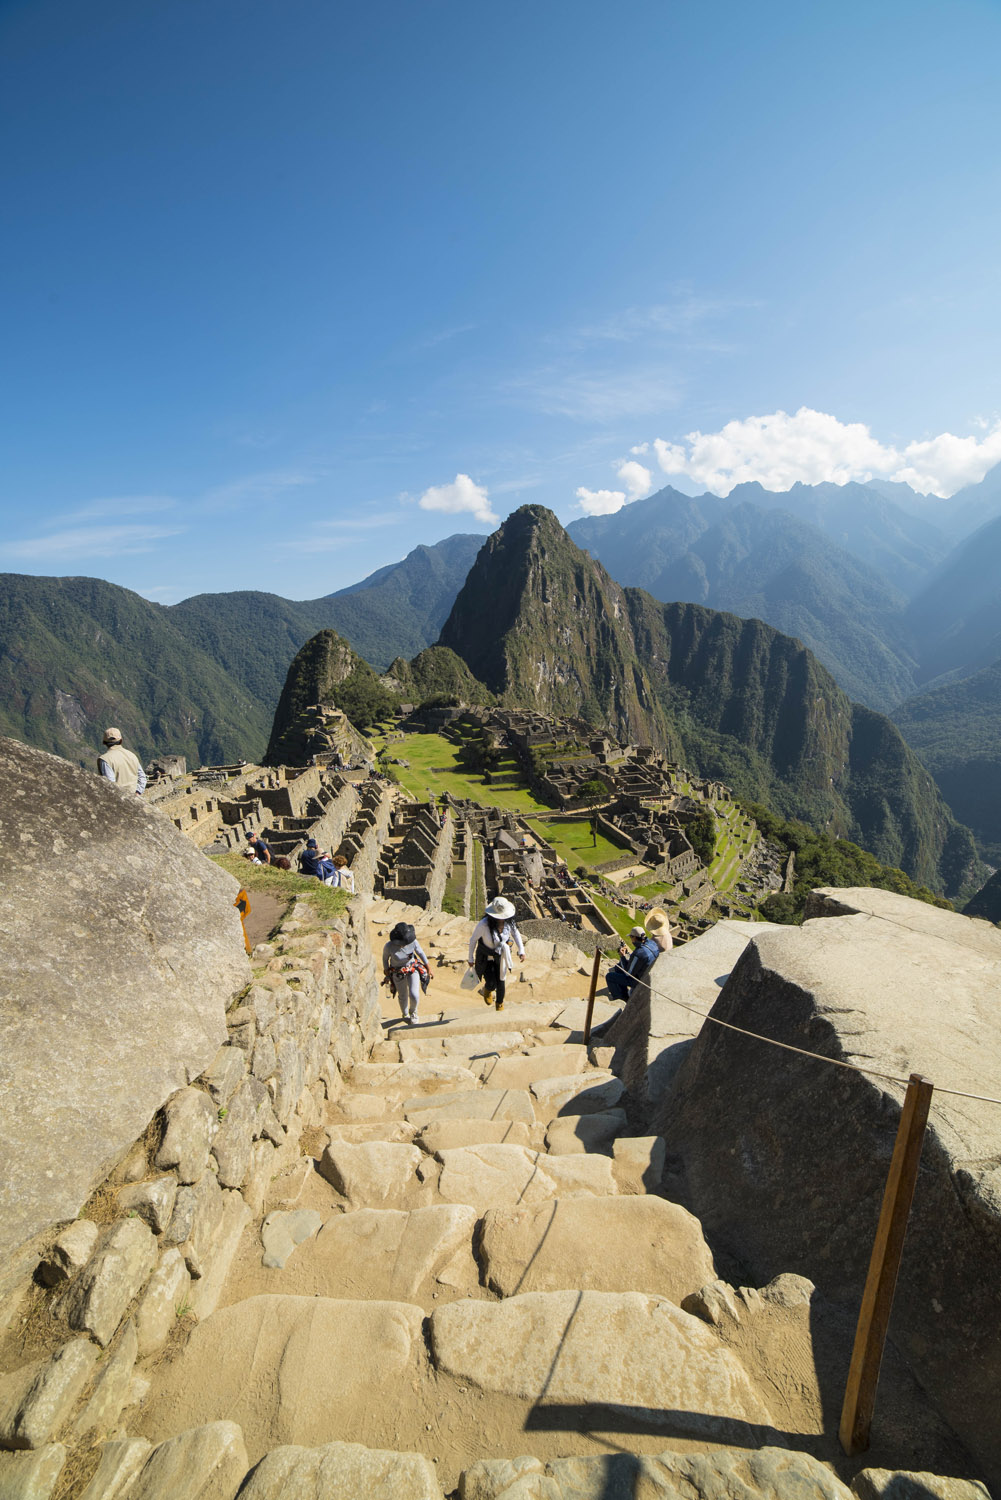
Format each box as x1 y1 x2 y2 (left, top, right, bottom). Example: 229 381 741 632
332 854 355 892
467 896 525 1013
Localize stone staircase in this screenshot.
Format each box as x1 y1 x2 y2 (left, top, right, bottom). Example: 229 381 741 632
87 898 977 1500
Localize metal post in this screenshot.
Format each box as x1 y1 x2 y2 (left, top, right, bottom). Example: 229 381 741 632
839 1071 934 1455
582 948 602 1047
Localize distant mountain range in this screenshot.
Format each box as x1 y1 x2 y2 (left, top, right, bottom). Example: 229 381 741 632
3 468 1001 883
0 535 479 766
435 505 979 898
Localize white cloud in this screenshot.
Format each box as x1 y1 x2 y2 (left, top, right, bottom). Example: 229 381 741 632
647 407 1001 498
616 460 653 499
575 486 627 516
3 525 183 561
418 473 497 525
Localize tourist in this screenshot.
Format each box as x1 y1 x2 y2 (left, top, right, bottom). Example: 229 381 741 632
298 838 335 884
605 923 660 1002
383 921 430 1026
332 853 355 892
644 906 674 953
97 728 146 796
467 895 525 1013
245 830 272 865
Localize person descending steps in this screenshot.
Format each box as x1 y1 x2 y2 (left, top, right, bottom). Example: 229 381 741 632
383 921 432 1026
467 896 525 1013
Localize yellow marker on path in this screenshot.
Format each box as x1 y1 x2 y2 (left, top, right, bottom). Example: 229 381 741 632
234 888 252 953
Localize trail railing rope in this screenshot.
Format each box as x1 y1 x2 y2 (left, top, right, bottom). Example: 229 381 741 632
653 988 1001 1453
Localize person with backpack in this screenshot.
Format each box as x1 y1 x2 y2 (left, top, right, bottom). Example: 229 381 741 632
382 922 431 1026
298 838 336 884
467 896 525 1013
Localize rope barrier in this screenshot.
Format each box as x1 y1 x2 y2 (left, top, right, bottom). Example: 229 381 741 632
659 991 1001 1107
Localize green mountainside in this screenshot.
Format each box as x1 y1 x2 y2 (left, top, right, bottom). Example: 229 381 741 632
0 536 482 766
963 869 1001 924
893 658 1001 863
0 574 267 766
437 505 980 897
384 646 494 706
265 629 398 763
569 489 918 707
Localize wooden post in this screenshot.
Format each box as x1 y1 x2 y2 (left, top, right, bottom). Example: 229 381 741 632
839 1071 934 1456
582 948 602 1047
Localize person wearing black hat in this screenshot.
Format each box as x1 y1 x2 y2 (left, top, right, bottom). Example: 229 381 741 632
245 830 272 866
383 921 431 1025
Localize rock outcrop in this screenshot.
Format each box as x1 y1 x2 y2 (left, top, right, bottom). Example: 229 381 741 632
0 737 249 1283
658 888 1001 1489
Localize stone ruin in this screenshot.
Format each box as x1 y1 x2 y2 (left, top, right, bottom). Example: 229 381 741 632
0 735 997 1498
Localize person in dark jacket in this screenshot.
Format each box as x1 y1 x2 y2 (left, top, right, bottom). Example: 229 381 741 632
605 924 660 1002
245 832 272 865
298 838 335 884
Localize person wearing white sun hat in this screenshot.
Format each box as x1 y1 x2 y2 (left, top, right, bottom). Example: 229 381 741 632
467 895 525 1013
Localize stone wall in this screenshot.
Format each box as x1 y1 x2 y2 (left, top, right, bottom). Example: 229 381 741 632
0 896 383 1472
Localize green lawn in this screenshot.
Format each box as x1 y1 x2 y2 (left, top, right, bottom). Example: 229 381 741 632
371 732 547 814
209 852 352 923
531 816 627 870
586 887 637 939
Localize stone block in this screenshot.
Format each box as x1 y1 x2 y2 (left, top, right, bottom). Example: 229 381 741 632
202 1046 246 1107
135 1249 191 1357
73 1320 137 1441
170 1170 225 1279
251 1035 278 1083
260 1210 324 1270
611 1134 666 1194
238 1439 444 1499
156 1088 217 1185
54 1219 157 1347
347 1061 479 1096
36 1221 99 1288
530 1072 623 1119
117 1176 177 1234
78 1438 152 1500
404 1088 535 1127
480 1196 715 1301
852 1473 992 1500
212 1077 270 1189
326 1122 418 1146
270 1205 478 1304
478 1048 586 1089
0 1444 66 1499
430 1290 773 1427
187 1191 252 1321
0 1339 97 1449
242 1140 278 1217
271 1041 305 1126
417 1120 533 1155
544 1110 625 1156
317 1142 427 1211
141 1297 424 1456
125 1421 249 1500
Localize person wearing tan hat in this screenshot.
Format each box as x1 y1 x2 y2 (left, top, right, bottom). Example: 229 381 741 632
644 907 674 952
97 728 146 796
467 896 525 1012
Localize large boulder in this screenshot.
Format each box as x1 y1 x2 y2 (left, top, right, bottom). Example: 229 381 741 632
659 889 1001 1490
0 738 249 1280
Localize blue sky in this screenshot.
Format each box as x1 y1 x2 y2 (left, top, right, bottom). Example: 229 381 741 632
2 0 1000 602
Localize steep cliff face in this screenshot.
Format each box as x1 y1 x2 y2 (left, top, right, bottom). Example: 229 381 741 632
438 506 666 746
435 507 979 895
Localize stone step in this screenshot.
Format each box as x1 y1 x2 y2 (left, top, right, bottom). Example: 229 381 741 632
397 1031 527 1063
345 1061 480 1098
318 1141 436 1211
530 1071 624 1121
236 1205 479 1307
415 1119 540 1156
435 1143 617 1213
428 1289 773 1430
398 1003 565 1039
403 1088 536 1128
476 1045 588 1089
478 1195 715 1301
544 1109 626 1155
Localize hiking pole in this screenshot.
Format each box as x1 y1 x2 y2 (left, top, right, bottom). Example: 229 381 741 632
582 948 601 1047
